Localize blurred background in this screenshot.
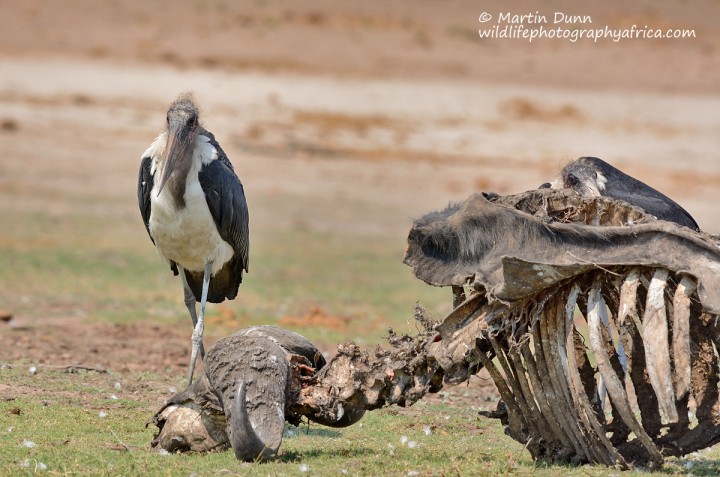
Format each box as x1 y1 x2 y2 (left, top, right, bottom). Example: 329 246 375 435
1 0 719 374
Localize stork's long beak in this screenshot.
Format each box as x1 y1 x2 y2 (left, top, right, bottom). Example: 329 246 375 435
577 178 601 197
156 120 193 196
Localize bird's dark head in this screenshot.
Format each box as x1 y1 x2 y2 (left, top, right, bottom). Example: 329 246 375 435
157 94 201 196
561 157 608 197
541 157 607 197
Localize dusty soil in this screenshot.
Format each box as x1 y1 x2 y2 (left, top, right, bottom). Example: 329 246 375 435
1 0 719 407
1 319 194 375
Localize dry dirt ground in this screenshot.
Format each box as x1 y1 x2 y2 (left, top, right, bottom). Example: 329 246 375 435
1 0 719 408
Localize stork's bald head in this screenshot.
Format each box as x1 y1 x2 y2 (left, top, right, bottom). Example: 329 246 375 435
156 94 201 197
167 94 200 128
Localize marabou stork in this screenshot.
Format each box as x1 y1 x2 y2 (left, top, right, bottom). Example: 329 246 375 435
138 94 249 384
541 156 699 230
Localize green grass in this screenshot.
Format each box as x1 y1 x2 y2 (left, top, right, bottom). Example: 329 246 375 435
3 367 718 476
239 227 448 344
0 209 449 345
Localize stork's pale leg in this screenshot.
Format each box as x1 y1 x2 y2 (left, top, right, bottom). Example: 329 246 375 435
179 267 205 359
187 260 213 385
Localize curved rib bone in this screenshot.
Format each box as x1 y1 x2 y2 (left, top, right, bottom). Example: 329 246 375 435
587 277 662 466
617 271 641 327
672 276 697 399
564 284 626 467
642 268 678 423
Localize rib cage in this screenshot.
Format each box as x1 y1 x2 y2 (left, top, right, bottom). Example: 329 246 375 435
473 267 720 468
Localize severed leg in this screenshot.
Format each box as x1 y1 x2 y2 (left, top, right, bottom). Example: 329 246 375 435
188 260 213 385
180 267 206 360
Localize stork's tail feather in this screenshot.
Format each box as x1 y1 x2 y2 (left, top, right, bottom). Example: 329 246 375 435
183 264 241 303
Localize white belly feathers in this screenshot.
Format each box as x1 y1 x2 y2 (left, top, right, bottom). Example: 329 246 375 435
147 134 234 275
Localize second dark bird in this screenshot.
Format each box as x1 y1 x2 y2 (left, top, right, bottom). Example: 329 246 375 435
541 156 699 230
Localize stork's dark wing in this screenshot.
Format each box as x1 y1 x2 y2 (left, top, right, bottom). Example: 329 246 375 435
199 159 250 274
137 156 155 244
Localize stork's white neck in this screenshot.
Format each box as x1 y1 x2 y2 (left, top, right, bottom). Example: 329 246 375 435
144 133 217 176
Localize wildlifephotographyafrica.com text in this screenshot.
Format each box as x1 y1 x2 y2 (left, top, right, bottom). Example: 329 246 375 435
477 11 696 43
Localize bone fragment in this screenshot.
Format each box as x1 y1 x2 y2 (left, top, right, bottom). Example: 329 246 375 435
672 276 697 399
642 268 678 423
